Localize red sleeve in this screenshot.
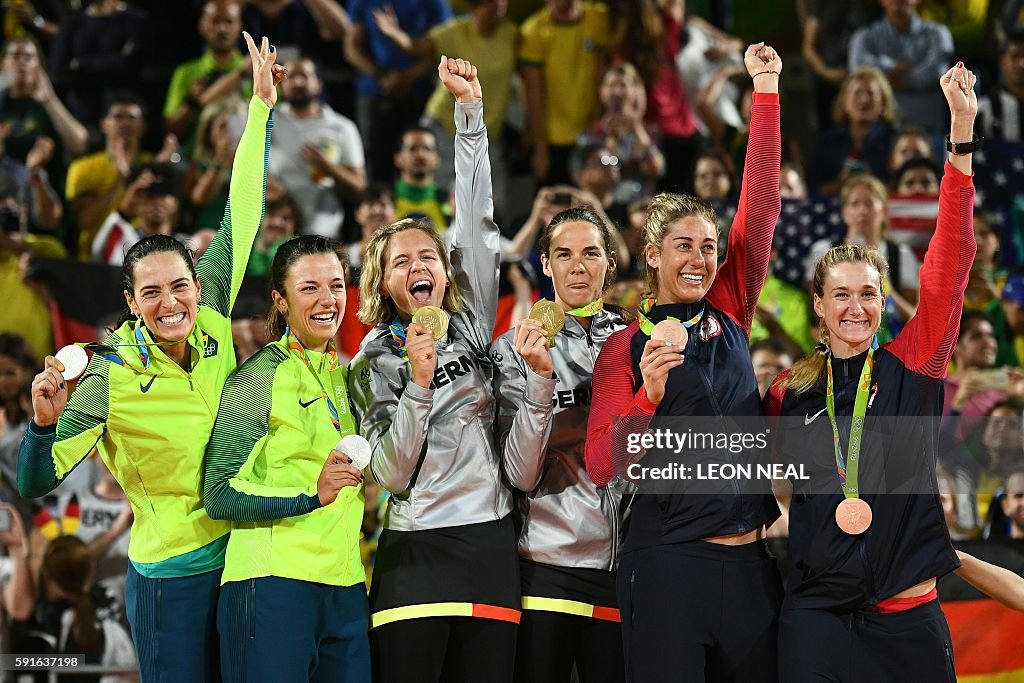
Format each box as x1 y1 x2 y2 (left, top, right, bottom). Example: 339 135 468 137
706 92 781 333
763 369 792 464
763 370 790 418
585 323 658 487
886 162 976 378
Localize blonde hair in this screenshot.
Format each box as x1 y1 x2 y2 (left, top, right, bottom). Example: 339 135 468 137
641 192 718 297
784 244 890 393
193 97 245 167
840 173 890 237
357 218 465 325
833 66 897 126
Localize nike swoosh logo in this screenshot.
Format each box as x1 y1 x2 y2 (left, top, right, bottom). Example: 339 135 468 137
140 376 156 393
298 396 322 408
804 407 827 425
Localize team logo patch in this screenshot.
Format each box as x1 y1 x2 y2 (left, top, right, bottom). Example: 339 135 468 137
203 334 219 358
697 313 722 342
360 366 372 386
490 351 504 365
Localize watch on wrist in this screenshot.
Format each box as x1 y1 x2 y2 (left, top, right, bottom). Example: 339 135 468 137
945 134 983 155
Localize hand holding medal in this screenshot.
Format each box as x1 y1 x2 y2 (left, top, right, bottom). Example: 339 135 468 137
407 307 446 389
412 305 449 341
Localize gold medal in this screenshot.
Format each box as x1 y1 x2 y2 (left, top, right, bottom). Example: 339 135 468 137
529 300 565 337
835 498 872 535
412 305 449 341
651 319 687 347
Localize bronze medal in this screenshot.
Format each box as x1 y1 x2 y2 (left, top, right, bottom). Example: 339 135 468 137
412 305 449 341
529 300 565 337
835 497 872 535
651 319 688 347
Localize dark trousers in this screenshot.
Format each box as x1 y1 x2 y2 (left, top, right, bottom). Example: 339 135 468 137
370 616 517 683
618 541 783 683
515 610 624 683
218 577 370 683
125 565 222 683
778 599 955 683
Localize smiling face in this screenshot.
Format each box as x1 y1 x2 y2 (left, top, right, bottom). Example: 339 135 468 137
647 215 718 305
125 251 201 344
813 261 884 358
542 221 614 311
273 253 346 351
382 228 449 320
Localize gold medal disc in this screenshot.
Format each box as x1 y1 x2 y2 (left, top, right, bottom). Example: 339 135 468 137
529 300 565 337
412 306 449 341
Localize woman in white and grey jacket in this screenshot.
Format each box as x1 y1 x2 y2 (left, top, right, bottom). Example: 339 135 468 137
348 58 517 683
492 205 634 683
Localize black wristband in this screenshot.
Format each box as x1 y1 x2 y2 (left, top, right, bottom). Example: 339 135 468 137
945 134 983 155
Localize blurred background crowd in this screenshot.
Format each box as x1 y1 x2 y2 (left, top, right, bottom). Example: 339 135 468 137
0 0 1024 679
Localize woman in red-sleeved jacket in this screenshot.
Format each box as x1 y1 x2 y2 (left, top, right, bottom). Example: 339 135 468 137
585 43 783 683
763 64 979 683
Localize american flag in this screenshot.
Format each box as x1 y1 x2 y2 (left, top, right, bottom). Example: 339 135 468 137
971 141 1024 268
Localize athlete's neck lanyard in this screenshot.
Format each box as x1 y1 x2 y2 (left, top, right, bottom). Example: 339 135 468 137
635 297 704 337
78 324 189 369
389 317 410 360
286 327 345 432
825 348 874 499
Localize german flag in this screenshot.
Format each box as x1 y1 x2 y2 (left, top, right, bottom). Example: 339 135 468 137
942 541 1024 682
32 503 60 540
61 493 81 536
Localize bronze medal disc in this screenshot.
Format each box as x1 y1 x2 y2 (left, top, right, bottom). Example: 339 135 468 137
651 319 687 347
529 300 565 337
412 305 449 341
835 497 872 535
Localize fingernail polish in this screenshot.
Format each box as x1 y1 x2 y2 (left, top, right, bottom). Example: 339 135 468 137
348 458 353 464
59 382 65 389
957 61 963 68
270 45 276 52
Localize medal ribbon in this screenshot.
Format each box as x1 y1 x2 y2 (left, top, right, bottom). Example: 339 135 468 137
825 348 874 499
75 328 187 368
286 327 345 432
635 298 704 338
389 317 410 360
565 298 603 318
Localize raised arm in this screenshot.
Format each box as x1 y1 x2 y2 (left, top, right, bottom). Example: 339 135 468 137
887 63 977 377
195 33 285 316
442 57 500 344
706 43 782 333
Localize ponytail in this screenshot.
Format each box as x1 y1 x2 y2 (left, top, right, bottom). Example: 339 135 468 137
784 329 830 394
